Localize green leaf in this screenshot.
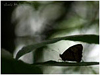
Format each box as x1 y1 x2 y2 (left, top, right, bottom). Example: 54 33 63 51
1 49 13 60
16 34 99 60
33 60 99 66
2 58 43 74
1 49 43 74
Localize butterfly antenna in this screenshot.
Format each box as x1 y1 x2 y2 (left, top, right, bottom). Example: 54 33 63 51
51 49 60 54
58 48 60 53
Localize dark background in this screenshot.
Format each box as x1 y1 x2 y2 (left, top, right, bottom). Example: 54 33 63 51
1 1 17 53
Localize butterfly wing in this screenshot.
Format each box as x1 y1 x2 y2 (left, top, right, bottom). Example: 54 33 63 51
70 44 83 62
60 50 75 61
60 44 83 62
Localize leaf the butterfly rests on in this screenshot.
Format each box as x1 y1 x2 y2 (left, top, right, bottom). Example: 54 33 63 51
60 44 83 63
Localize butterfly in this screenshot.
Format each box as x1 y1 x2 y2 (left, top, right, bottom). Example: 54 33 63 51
59 44 83 62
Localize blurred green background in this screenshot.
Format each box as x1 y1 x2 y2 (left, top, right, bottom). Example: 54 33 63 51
1 1 99 74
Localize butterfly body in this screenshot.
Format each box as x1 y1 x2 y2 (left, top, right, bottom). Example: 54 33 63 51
60 44 83 62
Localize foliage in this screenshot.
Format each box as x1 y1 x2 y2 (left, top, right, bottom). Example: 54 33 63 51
16 34 99 60
1 49 43 74
1 1 99 74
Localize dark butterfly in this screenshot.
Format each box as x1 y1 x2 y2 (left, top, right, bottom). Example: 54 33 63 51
59 44 83 62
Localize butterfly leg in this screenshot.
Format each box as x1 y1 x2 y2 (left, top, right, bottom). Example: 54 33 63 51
58 59 62 62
